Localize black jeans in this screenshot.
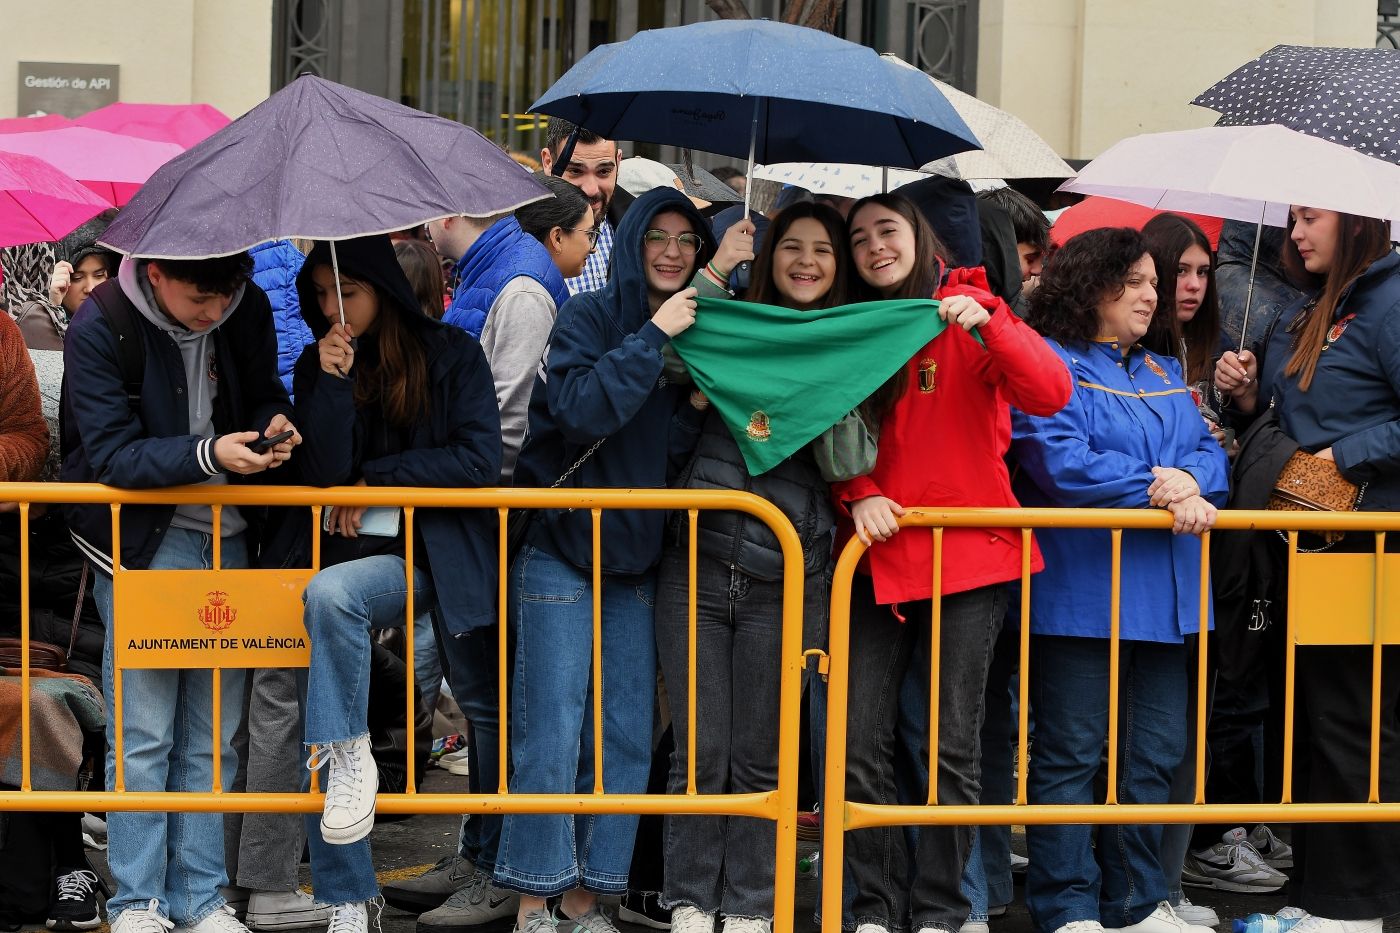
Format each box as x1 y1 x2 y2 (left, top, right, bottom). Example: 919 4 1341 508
653 548 827 920
842 573 1007 933
1291 644 1400 919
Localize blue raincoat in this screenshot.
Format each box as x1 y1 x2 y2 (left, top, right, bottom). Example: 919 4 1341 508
1011 340 1230 643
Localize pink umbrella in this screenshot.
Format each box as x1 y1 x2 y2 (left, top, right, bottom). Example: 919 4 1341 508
74 102 230 150
0 114 73 134
0 151 110 248
0 127 183 206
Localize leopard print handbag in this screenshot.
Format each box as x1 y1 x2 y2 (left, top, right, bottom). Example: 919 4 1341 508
1267 450 1365 546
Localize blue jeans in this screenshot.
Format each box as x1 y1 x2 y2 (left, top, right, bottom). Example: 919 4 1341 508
300 554 436 905
414 612 444 714
494 546 656 896
95 528 249 925
1025 636 1187 933
439 622 503 873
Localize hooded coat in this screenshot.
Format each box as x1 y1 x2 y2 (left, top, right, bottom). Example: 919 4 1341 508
513 188 715 575
292 235 503 636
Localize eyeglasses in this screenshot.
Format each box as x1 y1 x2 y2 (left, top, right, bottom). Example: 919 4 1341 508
569 227 601 250
643 229 704 255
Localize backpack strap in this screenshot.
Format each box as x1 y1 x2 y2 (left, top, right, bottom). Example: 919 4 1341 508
88 282 145 408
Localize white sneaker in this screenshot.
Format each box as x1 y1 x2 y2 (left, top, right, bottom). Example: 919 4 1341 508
1290 917 1381 933
177 905 254 933
326 902 369 933
1172 898 1219 929
670 907 716 933
112 901 174 933
1105 902 1213 933
1053 923 1106 933
308 735 378 844
1277 909 1310 921
960 923 991 933
437 746 471 776
855 924 890 933
721 918 771 933
245 891 333 931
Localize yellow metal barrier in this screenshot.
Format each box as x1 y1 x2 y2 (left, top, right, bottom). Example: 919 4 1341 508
820 507 1400 933
0 482 806 933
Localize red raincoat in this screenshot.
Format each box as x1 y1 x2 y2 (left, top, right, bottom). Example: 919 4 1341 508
831 268 1072 606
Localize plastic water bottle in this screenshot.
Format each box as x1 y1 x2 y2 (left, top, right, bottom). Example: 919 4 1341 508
797 851 820 878
1233 913 1301 933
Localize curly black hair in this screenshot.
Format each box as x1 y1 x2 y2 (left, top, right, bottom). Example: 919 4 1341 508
148 252 254 297
1026 227 1152 347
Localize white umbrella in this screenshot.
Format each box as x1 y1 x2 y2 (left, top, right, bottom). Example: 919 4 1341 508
1059 123 1400 233
749 162 1008 198
881 55 1076 180
1060 123 1400 345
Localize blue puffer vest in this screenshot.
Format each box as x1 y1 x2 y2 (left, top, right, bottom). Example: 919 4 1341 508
443 216 571 338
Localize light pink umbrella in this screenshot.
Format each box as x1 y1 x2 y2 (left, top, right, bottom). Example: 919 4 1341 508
0 151 110 248
0 127 183 206
74 102 230 150
0 114 73 134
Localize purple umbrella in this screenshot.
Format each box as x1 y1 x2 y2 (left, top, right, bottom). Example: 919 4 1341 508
101 75 549 260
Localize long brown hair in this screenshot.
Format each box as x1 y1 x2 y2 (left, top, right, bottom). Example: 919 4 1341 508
1141 214 1220 385
748 201 850 309
347 275 430 427
845 193 952 423
1280 209 1391 391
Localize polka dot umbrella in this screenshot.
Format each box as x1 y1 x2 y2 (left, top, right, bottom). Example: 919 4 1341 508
1191 44 1400 165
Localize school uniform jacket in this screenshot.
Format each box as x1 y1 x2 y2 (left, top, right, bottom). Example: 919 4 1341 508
1011 340 1230 643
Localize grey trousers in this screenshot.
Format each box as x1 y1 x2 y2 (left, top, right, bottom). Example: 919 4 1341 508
224 667 307 891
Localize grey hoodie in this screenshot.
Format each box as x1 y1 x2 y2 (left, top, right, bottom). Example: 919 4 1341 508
117 258 247 537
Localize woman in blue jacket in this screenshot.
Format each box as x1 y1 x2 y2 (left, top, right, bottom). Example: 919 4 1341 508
496 188 715 933
1010 228 1228 933
1216 207 1400 933
291 234 503 933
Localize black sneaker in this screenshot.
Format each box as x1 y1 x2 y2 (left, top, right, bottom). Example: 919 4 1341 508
46 868 102 930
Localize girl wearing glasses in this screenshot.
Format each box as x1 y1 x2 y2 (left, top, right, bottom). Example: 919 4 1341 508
496 188 717 933
654 202 874 933
832 193 1072 933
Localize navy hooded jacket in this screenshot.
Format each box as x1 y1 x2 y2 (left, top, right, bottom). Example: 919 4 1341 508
1253 249 1400 513
292 235 504 635
60 277 294 573
514 188 715 575
444 217 571 339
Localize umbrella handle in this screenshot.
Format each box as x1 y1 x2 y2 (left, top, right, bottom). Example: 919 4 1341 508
1237 215 1263 354
737 97 760 280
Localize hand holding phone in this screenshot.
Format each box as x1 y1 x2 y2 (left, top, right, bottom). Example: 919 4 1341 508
248 429 294 453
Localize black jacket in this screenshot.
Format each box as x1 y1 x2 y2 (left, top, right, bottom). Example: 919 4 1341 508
670 410 833 581
292 236 503 635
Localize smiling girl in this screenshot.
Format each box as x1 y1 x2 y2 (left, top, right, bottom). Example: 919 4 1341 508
831 193 1071 933
654 202 873 933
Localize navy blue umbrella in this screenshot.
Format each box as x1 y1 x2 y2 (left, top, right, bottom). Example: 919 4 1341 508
1192 45 1400 165
101 75 550 259
530 20 980 215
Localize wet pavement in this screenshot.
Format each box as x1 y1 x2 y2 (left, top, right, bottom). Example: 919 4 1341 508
46 766 1397 933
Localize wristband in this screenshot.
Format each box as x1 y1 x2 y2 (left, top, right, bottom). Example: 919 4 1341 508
706 261 728 282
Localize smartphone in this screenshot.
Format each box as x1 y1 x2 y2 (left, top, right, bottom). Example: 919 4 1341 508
248 429 294 453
